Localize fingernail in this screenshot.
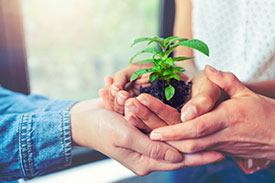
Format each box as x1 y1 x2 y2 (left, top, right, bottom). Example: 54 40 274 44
206 65 218 72
117 93 127 105
150 133 162 141
164 150 183 163
111 85 119 96
136 95 149 107
181 105 198 122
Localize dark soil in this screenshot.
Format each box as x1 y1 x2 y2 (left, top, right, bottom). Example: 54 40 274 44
140 79 192 112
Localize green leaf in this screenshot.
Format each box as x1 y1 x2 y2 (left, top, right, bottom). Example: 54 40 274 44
167 37 188 46
138 58 154 64
166 58 174 67
147 37 165 49
165 46 177 58
131 37 165 50
164 36 179 45
173 56 194 62
149 73 158 82
177 39 209 56
173 66 185 73
168 74 180 81
177 70 185 75
165 85 175 101
130 68 153 81
163 70 172 76
130 46 159 63
130 37 152 47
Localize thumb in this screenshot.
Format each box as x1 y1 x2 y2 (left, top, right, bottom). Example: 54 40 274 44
204 65 251 98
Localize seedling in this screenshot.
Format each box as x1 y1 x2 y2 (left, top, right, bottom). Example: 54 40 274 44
130 36 209 100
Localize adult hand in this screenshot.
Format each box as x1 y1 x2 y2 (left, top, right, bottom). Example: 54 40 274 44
69 104 224 175
98 63 152 114
150 65 275 160
123 70 221 131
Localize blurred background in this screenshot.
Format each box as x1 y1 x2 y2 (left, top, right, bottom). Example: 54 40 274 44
0 0 176 182
22 0 159 100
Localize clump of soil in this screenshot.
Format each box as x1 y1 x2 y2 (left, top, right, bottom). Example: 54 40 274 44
140 79 192 112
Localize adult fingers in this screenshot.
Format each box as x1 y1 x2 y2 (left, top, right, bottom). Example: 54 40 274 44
114 90 130 114
124 98 167 129
147 151 224 173
167 135 218 154
104 76 113 87
205 65 253 98
130 150 224 176
113 63 151 89
182 151 225 166
124 111 151 133
117 125 183 163
181 71 221 122
99 76 114 110
98 88 112 110
136 93 181 125
150 106 228 141
180 93 219 122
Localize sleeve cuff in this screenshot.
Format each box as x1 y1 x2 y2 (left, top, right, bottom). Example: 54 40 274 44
19 111 72 179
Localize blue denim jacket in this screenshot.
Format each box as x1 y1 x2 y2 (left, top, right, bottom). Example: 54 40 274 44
0 86 76 181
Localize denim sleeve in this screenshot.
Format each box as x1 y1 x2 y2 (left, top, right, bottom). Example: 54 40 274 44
0 86 77 181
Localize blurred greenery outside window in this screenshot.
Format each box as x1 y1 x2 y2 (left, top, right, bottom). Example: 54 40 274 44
22 0 159 100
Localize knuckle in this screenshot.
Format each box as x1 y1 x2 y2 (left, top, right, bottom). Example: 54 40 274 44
148 143 163 160
140 110 151 121
153 102 165 114
185 141 199 153
113 71 123 81
180 164 189 169
163 106 180 122
225 72 238 84
195 122 208 138
227 103 247 125
196 94 213 111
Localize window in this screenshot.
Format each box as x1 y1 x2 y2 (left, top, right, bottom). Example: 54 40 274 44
22 0 159 100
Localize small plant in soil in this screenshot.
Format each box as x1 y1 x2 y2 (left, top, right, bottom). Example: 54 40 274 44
129 36 209 111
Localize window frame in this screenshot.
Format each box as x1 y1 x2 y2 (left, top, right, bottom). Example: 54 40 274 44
0 0 30 94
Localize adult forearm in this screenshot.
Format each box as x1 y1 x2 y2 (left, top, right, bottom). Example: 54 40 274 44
245 80 275 99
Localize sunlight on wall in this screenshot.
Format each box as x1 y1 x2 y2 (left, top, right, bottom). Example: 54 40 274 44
22 0 159 99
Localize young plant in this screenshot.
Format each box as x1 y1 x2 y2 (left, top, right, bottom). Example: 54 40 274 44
129 36 209 101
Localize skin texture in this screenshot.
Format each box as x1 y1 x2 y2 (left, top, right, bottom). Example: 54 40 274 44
69 98 224 176
150 66 275 160
99 63 221 132
98 0 275 171
99 64 275 161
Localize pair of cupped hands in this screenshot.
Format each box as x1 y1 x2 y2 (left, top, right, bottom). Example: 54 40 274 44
71 64 275 176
